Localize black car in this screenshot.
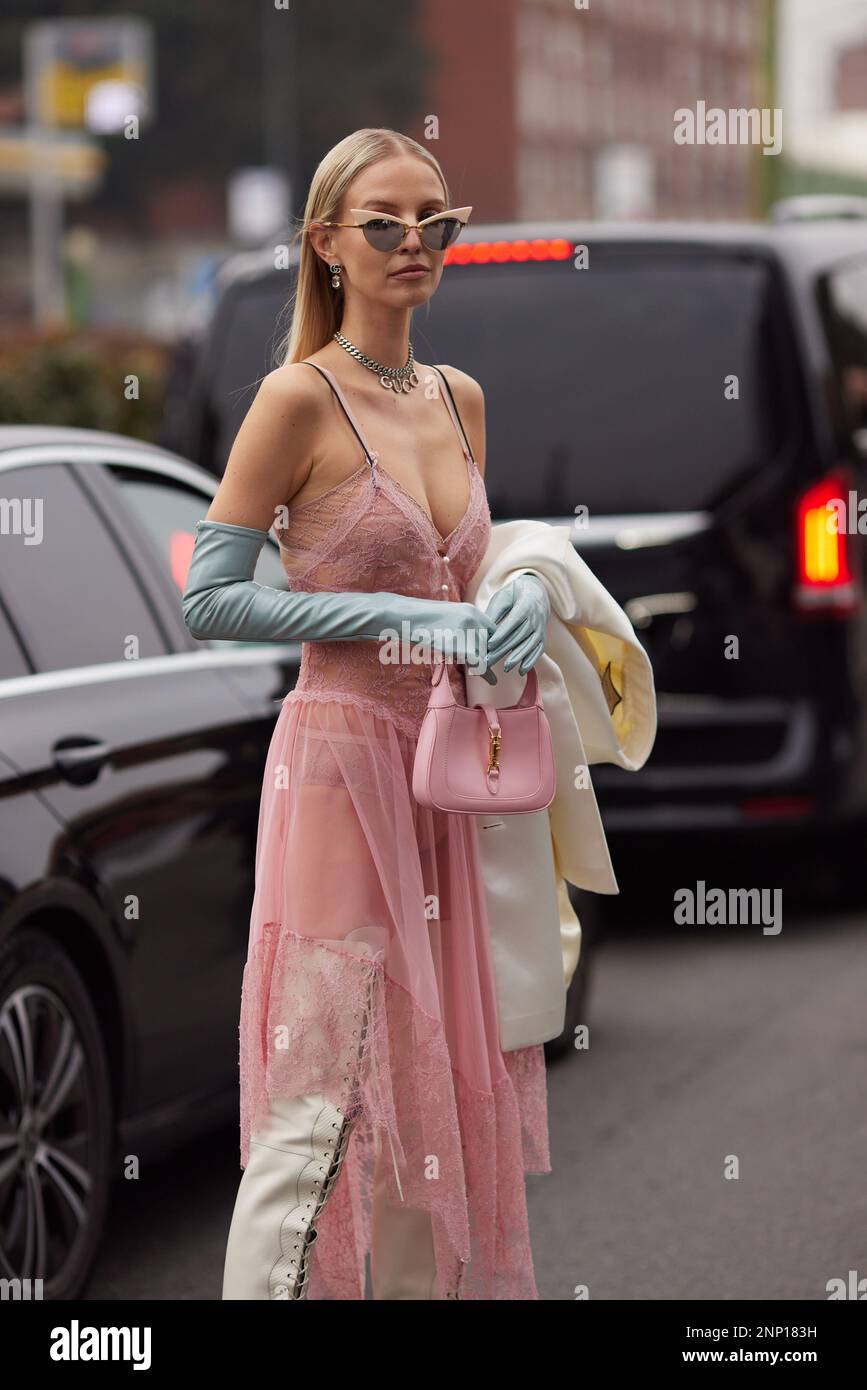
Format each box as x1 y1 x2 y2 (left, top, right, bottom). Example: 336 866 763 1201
0 428 298 1297
171 208 867 856
0 428 594 1296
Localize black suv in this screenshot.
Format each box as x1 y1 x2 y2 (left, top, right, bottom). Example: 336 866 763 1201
169 206 867 853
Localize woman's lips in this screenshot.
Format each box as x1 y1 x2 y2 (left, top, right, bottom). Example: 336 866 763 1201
390 267 429 279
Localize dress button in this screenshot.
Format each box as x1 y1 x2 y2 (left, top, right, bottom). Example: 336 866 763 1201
441 583 449 592
442 554 450 563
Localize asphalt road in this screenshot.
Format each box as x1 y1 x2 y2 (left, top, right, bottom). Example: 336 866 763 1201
86 848 867 1301
531 852 867 1301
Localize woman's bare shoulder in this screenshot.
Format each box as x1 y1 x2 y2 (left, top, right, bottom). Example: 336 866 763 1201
433 362 483 404
432 364 486 476
204 361 327 531
260 359 330 413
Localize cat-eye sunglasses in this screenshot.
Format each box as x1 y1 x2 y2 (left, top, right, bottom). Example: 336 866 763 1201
316 206 473 253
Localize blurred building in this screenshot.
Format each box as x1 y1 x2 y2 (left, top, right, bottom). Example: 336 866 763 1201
777 0 867 189
423 0 768 221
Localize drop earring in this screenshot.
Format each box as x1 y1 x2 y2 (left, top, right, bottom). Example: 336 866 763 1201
329 262 342 289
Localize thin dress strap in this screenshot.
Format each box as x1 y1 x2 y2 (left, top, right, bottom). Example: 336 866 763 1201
302 361 378 467
431 365 475 464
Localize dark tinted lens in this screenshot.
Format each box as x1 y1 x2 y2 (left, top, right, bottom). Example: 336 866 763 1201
362 218 404 250
422 217 461 251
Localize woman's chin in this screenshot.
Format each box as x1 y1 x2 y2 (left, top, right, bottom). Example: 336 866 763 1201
384 273 438 302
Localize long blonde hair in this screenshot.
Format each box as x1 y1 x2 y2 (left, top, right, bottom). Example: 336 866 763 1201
274 128 450 368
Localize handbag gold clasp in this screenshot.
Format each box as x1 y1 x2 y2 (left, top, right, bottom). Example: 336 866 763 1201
487 726 501 774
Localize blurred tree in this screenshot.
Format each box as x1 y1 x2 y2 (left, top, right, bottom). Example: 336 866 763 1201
0 328 166 435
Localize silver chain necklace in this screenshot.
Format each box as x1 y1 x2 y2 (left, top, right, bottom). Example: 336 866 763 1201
333 331 420 392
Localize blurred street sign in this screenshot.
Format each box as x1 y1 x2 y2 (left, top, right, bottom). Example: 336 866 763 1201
0 127 106 197
25 17 153 133
21 16 155 326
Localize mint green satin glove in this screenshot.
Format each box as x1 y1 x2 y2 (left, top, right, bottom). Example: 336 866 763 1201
483 571 551 675
182 519 498 681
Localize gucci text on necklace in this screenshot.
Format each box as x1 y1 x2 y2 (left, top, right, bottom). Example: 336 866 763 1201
334 331 420 392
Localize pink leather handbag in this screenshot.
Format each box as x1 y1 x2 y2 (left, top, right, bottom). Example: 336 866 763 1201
412 654 556 814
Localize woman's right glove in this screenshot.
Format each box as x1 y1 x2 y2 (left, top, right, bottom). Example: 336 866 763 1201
182 518 498 682
483 571 550 675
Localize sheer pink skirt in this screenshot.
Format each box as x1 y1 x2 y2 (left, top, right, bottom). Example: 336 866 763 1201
238 691 551 1300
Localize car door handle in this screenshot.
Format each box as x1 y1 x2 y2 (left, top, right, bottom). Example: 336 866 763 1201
53 738 113 785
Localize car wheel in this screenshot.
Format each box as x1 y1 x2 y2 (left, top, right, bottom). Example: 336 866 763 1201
544 888 599 1062
0 928 113 1299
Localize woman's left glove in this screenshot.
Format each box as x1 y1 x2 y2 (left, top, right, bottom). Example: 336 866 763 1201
482 571 551 676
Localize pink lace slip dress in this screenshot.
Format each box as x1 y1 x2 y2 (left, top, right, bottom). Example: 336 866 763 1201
238 360 551 1300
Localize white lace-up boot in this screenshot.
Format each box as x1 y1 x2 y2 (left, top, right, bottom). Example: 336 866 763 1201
222 1089 358 1299
369 1128 441 1299
222 933 381 1300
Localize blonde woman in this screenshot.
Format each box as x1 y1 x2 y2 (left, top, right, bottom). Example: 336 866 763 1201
183 127 552 1300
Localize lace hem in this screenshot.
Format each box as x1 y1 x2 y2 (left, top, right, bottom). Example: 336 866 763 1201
238 924 551 1300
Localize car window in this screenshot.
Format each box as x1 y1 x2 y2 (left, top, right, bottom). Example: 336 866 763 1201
0 463 168 674
109 467 291 647
816 255 867 437
418 252 794 516
0 597 31 679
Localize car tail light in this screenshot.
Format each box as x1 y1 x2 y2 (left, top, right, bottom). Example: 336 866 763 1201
794 470 859 614
172 529 196 593
444 238 573 266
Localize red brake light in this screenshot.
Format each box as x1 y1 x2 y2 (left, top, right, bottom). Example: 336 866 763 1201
794 470 859 614
444 238 573 266
172 529 196 593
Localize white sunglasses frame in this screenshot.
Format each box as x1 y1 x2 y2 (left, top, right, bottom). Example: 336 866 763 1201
316 206 473 251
